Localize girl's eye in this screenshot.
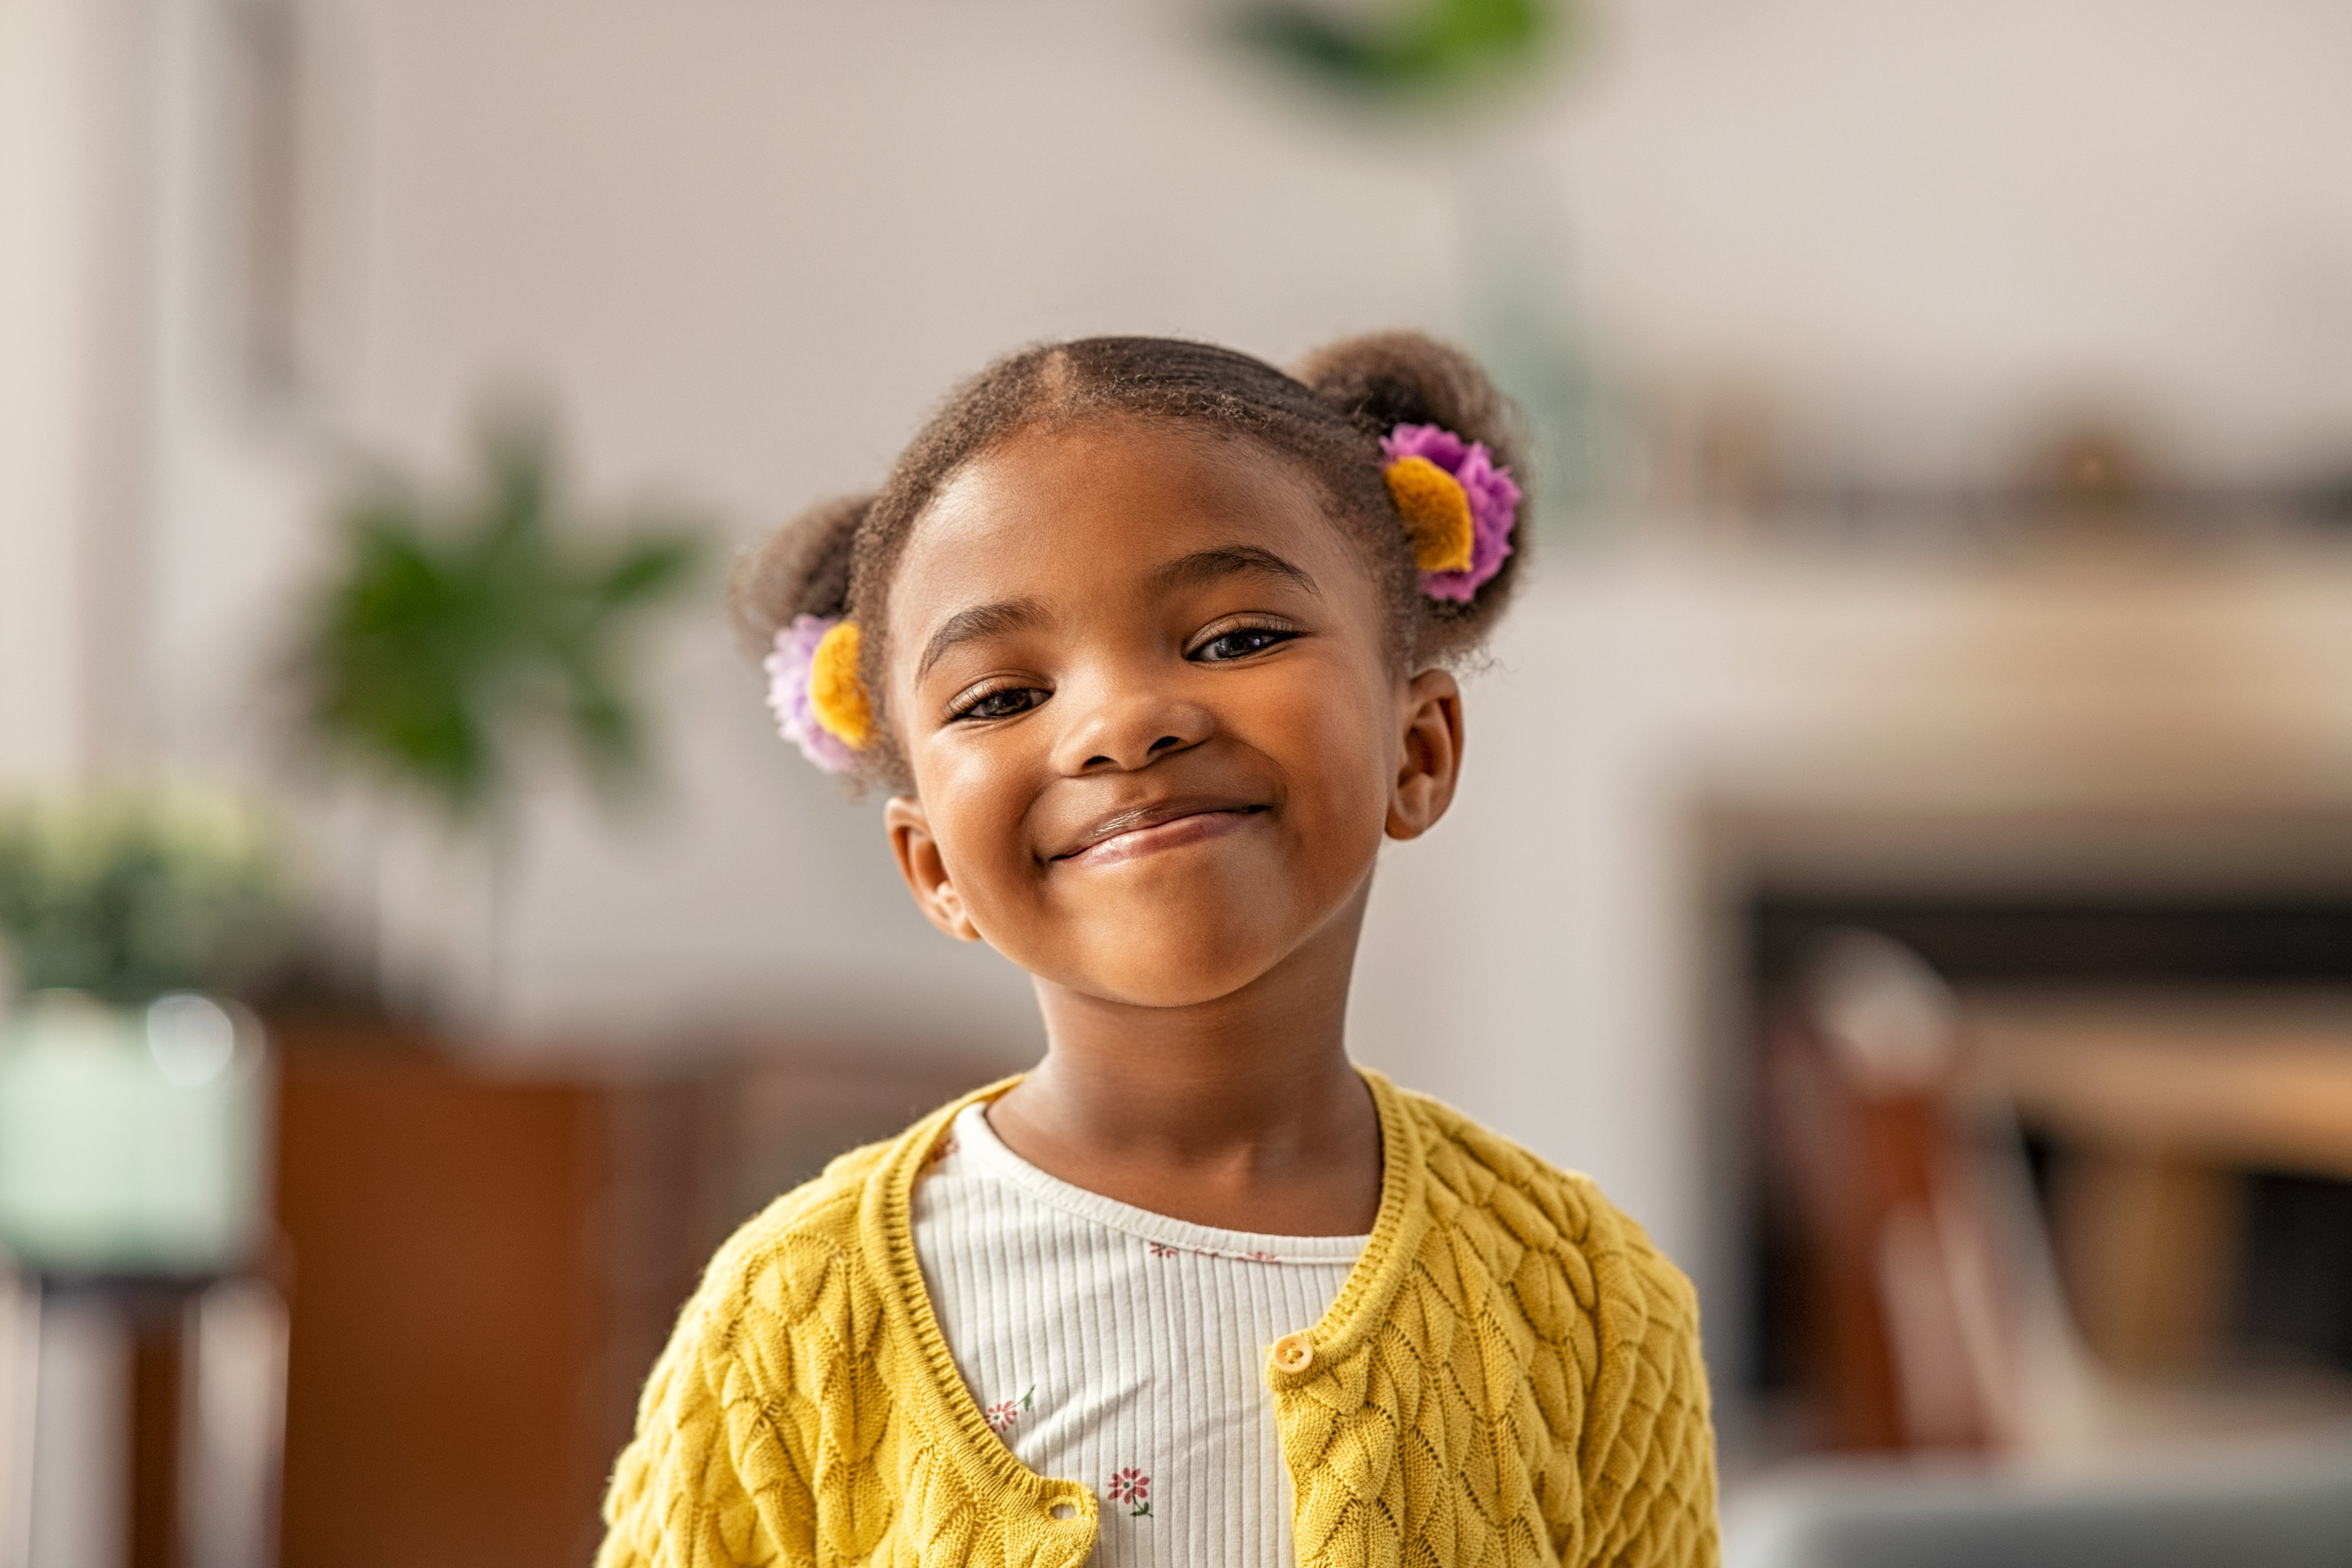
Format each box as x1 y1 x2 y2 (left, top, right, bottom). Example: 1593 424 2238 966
1192 625 1297 662
952 685 1047 722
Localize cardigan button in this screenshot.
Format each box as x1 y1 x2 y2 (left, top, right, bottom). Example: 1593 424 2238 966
1272 1332 1315 1374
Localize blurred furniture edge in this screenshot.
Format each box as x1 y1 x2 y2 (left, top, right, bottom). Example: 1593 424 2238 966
1722 1425 2352 1568
1979 989 2352 1176
264 1011 1014 1568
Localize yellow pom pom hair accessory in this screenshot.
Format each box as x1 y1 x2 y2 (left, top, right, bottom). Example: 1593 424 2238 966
763 614 871 773
808 620 874 750
1383 456 1476 575
1379 423 1521 604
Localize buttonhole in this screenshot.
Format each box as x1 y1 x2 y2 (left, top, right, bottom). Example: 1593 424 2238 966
1051 1501 1078 1520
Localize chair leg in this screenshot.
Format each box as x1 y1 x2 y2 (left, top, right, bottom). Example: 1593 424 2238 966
180 1278 289 1568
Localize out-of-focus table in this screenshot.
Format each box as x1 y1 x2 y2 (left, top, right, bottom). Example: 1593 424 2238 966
1968 991 2352 1370
1974 992 2352 1178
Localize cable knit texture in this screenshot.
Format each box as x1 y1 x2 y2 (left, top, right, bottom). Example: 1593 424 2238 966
598 1069 1720 1568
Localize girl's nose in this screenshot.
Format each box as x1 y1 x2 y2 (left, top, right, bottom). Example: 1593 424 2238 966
1052 674 1214 775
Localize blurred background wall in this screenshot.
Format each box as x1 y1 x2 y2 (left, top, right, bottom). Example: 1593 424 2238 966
11 0 2352 1562
16 0 2352 1218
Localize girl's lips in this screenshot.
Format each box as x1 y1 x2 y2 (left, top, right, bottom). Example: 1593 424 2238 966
1059 807 1262 869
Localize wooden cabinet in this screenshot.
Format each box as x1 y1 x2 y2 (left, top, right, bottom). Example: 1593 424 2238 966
274 1032 622 1568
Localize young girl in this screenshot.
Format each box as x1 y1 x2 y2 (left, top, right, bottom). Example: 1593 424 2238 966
599 334 1718 1567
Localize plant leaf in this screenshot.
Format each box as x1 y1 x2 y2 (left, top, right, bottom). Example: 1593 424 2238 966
295 410 710 826
1235 0 1555 100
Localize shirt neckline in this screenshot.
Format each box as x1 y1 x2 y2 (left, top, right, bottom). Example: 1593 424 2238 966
934 1100 1367 1266
854 1066 1433 1519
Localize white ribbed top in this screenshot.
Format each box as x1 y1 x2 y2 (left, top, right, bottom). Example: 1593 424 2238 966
909 1101 1364 1568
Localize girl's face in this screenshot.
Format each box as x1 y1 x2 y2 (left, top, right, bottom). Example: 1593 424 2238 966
880 417 1461 1010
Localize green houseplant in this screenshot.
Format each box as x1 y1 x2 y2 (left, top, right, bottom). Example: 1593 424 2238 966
291 407 710 1017
298 411 708 825
0 788 290 1004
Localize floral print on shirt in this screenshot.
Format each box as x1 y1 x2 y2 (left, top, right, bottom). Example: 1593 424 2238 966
1107 1467 1152 1516
984 1385 1034 1434
1142 1239 1285 1264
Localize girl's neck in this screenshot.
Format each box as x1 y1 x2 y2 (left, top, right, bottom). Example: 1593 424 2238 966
983 887 1383 1236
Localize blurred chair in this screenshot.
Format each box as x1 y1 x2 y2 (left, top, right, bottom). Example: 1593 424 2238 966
1762 929 2056 1453
1723 1428 2352 1568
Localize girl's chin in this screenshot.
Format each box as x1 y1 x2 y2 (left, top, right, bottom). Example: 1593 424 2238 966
1011 871 1371 1007
1060 938 1309 1010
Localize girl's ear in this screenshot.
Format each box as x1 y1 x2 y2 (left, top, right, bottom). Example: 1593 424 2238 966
884 795 984 942
1386 669 1463 842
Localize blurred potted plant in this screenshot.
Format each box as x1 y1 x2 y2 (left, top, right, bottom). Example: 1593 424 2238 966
0 789 291 1276
290 405 708 1018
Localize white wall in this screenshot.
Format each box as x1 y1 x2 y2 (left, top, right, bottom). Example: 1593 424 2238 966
1574 0 2352 488
0 0 156 786
15 0 2352 1315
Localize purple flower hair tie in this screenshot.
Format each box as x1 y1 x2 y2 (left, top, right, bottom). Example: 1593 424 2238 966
764 614 859 774
1381 423 1520 603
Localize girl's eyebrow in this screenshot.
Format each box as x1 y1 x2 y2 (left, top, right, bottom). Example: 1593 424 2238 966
916 547 1313 681
917 597 1050 679
1150 544 1319 597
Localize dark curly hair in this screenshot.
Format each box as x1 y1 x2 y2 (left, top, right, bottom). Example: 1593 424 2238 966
729 331 1529 789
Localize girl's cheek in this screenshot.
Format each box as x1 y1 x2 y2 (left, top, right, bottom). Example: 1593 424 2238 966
1276 654 1393 767
924 731 1046 864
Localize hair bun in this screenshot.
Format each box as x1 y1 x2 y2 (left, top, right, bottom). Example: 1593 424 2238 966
1294 331 1528 658
1295 332 1519 463
728 493 871 658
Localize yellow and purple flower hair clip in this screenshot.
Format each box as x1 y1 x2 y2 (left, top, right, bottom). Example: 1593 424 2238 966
764 614 873 774
1380 423 1520 602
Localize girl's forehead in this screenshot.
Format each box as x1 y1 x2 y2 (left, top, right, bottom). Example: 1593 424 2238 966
894 423 1339 593
938 422 1316 525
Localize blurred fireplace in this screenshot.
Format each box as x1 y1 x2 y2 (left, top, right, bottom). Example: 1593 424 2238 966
1403 543 2352 1468
1740 886 2352 1457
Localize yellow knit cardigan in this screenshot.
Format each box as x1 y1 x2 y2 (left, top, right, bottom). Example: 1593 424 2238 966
599 1070 1719 1568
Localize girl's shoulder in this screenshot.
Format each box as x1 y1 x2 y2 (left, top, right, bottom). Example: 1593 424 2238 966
672 1093 978 1342
1385 1078 1698 1320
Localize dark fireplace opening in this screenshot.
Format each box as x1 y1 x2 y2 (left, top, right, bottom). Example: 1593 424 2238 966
1744 891 2352 1444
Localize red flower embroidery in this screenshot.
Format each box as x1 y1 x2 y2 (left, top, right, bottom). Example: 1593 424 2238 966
1245 1250 1279 1264
1146 1241 1179 1259
1106 1467 1152 1515
984 1384 1034 1434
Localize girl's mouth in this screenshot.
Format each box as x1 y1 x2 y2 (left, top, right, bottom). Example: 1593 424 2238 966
1052 801 1267 869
